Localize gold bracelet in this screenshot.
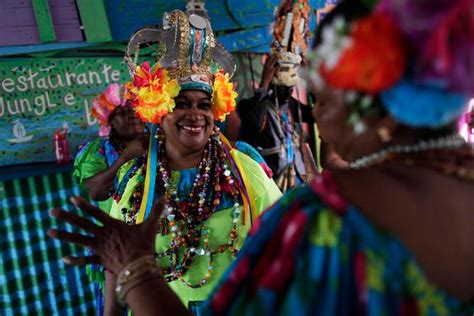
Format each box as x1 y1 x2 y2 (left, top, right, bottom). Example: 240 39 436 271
115 255 162 305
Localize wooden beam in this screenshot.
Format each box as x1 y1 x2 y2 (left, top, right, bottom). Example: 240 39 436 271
76 0 113 43
31 0 56 43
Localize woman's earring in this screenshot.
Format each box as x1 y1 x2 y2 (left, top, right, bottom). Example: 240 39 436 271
377 127 392 143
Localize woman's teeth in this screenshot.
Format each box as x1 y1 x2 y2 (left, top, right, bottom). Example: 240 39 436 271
181 125 203 132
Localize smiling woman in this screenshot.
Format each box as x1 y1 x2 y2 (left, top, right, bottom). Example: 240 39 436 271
161 90 215 170
86 10 282 315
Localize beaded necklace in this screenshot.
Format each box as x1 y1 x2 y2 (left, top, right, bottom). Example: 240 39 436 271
349 134 466 169
349 134 474 182
121 127 244 288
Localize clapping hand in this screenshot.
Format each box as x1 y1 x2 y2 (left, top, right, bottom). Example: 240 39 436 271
48 197 164 274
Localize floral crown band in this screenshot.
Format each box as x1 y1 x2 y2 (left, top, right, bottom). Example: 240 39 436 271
125 62 237 124
308 0 473 129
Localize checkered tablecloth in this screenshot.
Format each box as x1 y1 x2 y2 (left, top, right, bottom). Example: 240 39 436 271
0 169 96 315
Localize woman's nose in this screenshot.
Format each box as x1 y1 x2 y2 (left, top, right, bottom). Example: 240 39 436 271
185 107 205 119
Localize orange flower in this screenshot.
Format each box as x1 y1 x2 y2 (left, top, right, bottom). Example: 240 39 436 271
211 70 238 121
320 13 406 93
126 62 181 123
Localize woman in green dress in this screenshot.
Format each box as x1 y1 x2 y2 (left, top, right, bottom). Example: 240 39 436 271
89 10 282 315
74 83 147 212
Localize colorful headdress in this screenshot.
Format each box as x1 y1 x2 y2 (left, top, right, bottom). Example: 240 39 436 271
308 0 473 129
271 0 311 87
91 83 126 136
124 11 238 123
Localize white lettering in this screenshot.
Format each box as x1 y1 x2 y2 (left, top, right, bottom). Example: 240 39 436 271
17 76 28 92
88 70 101 85
33 94 47 116
76 73 88 85
65 72 76 86
63 93 75 106
102 64 112 83
19 98 32 113
111 70 121 82
48 74 64 89
84 99 97 126
37 77 47 89
27 69 39 89
45 91 57 108
7 99 20 115
1 78 15 93
0 97 5 117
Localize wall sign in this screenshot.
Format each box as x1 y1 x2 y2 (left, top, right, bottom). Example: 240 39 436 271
0 57 130 166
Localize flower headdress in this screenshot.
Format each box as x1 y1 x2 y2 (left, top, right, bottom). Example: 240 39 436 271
271 0 311 87
124 11 238 123
308 0 473 130
91 83 126 136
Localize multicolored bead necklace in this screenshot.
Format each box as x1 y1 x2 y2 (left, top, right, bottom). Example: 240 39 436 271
121 126 244 288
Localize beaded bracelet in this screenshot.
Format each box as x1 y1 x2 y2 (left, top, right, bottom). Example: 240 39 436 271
115 255 162 305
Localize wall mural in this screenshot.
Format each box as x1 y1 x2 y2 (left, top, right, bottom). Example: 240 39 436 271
0 57 130 166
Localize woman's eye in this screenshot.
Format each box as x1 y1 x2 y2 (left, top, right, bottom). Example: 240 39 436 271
198 102 212 110
175 102 190 109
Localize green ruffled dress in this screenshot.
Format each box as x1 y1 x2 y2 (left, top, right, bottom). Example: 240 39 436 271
110 149 282 309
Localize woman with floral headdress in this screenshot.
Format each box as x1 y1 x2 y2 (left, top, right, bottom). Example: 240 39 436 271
87 11 281 315
74 83 148 212
51 0 474 315
73 83 148 312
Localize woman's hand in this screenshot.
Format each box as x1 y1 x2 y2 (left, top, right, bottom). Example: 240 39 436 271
48 197 164 274
120 134 149 163
302 142 320 182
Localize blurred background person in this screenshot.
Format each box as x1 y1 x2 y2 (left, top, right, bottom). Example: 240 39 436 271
73 83 148 315
237 0 316 192
74 83 148 211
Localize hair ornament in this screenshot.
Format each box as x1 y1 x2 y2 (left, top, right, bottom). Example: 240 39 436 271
125 61 181 124
124 11 238 124
91 83 127 136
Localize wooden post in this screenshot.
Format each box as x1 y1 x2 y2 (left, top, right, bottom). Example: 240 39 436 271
31 0 56 43
76 0 113 43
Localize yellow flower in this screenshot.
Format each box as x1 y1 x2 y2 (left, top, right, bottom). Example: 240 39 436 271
211 70 238 121
126 62 181 124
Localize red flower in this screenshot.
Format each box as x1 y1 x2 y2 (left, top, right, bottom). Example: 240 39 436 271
321 13 406 93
